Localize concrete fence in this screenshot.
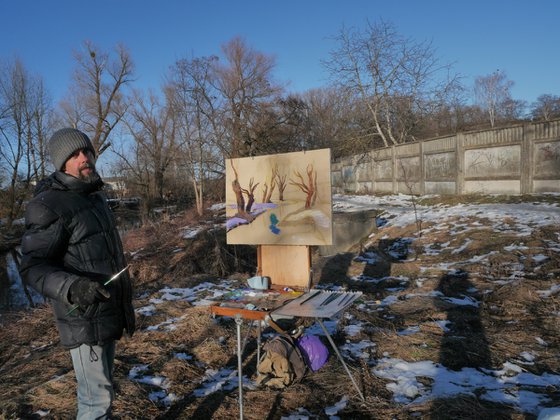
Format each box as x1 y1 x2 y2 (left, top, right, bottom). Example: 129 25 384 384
332 119 560 195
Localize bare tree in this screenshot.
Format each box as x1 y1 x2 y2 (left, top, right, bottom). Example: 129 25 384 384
531 94 560 121
502 98 527 122
112 136 152 213
60 41 134 156
166 55 223 216
238 95 309 156
30 80 51 180
474 70 514 128
324 19 459 148
299 87 353 157
120 90 178 204
0 58 51 227
214 36 283 158
397 159 422 235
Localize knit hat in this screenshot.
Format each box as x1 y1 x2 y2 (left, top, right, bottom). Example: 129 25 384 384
48 128 95 171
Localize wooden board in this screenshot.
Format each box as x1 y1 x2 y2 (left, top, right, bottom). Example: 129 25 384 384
208 288 303 321
258 245 311 290
210 306 269 320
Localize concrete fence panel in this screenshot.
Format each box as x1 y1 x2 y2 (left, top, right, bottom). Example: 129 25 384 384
333 119 560 195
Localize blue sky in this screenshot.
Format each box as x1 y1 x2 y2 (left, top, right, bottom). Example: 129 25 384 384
2 0 559 106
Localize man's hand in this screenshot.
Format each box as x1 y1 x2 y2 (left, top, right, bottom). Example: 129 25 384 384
69 278 111 307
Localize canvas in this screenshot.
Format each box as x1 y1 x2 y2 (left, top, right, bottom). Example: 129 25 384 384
225 149 333 245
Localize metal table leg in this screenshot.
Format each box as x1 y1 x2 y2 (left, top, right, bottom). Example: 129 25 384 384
235 314 244 420
316 318 365 401
257 320 262 367
240 320 254 355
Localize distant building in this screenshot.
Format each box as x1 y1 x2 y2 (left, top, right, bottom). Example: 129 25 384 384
103 177 128 198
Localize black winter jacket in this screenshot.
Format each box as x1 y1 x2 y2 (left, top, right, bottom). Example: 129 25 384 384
19 171 135 348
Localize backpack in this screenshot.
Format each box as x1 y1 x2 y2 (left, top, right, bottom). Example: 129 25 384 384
256 334 308 388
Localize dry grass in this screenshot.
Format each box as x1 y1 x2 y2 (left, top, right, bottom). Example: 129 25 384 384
1 200 559 419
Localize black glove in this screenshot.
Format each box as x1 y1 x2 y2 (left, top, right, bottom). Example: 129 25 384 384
69 278 111 307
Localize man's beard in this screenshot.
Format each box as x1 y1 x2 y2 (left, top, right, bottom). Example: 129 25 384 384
78 163 100 184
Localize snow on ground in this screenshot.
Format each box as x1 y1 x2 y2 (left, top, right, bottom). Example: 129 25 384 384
127 194 560 418
133 278 560 418
6 194 560 418
333 193 560 234
4 252 43 308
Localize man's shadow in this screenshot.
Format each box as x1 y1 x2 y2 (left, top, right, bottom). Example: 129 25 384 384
435 270 491 370
318 236 411 284
431 270 522 418
317 252 355 285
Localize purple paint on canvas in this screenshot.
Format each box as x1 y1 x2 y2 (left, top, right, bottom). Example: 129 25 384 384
225 203 278 231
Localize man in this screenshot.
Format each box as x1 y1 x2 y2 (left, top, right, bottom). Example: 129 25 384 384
19 128 135 419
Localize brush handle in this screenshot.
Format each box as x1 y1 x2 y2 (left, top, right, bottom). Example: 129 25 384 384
299 290 321 305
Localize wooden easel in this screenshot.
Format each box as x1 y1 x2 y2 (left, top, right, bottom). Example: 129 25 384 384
257 244 312 290
212 244 312 419
257 243 365 404
213 243 365 420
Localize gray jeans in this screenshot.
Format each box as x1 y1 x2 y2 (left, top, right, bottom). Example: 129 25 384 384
70 342 116 420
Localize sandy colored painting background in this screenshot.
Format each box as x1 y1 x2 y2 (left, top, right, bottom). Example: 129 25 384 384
225 149 333 245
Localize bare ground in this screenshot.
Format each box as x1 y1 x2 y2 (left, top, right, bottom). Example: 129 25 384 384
1 198 559 419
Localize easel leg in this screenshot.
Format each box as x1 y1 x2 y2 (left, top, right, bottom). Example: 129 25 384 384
316 318 365 401
235 314 244 419
240 321 254 355
257 321 262 368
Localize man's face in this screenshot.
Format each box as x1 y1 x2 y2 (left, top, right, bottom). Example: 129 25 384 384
63 148 97 181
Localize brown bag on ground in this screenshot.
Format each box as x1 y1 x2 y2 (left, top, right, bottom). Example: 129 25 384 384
256 334 308 388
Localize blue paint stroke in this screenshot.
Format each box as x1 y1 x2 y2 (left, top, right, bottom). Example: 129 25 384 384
269 212 281 234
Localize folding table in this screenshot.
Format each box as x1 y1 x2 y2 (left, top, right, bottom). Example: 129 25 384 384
208 245 364 420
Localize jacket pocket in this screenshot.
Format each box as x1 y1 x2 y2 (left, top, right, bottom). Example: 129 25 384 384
82 303 99 319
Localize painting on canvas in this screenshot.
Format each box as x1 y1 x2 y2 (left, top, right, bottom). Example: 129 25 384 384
225 149 333 245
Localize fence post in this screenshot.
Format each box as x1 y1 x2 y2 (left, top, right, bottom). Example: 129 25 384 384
456 133 465 195
391 146 397 194
419 140 425 195
521 123 534 194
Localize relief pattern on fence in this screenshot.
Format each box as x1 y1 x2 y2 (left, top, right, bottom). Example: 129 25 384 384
332 119 560 195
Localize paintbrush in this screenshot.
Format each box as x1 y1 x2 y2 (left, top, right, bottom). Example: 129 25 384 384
298 290 322 305
66 265 130 315
338 292 355 306
320 292 341 306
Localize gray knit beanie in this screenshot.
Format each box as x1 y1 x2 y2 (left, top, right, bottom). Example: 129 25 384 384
48 128 95 171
